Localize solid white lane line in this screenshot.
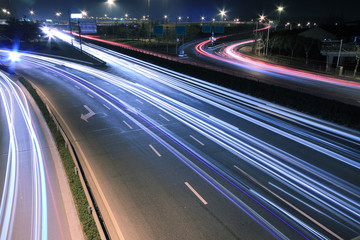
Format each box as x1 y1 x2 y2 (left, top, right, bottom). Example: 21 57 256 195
233 165 343 240
123 120 133 129
185 182 208 205
87 93 94 98
103 104 111 110
74 85 80 89
149 144 161 157
159 114 170 122
136 99 143 104
190 135 205 146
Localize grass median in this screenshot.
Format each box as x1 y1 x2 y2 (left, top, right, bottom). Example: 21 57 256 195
18 76 101 240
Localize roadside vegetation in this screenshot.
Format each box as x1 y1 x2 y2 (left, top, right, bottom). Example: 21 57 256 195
18 77 101 240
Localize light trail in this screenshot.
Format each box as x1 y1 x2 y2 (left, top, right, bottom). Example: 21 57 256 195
2 31 359 239
0 71 48 239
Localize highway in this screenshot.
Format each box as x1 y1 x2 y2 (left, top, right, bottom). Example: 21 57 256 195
1 33 359 240
0 69 83 239
183 30 360 107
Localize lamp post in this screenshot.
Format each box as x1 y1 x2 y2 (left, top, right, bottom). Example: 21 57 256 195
219 10 226 22
259 14 271 56
81 10 87 18
147 0 151 42
56 12 61 24
277 6 284 24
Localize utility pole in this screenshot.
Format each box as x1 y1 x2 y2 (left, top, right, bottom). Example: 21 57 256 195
266 24 270 55
354 45 360 78
336 39 343 67
68 9 73 46
148 0 151 42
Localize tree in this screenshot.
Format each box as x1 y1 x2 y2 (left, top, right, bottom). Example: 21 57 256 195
4 17 41 42
299 36 314 64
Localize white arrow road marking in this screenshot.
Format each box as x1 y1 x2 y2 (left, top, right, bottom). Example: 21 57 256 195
80 105 95 122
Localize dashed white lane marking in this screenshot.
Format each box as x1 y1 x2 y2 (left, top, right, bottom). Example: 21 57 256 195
149 144 161 157
185 182 208 205
87 93 94 98
123 120 133 129
74 85 80 89
103 104 111 110
136 99 143 104
190 135 205 146
159 114 170 122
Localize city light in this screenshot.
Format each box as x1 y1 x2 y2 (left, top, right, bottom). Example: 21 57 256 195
219 9 227 21
8 51 20 62
81 10 87 17
259 14 265 22
106 0 114 5
277 6 284 23
56 12 61 17
30 10 34 15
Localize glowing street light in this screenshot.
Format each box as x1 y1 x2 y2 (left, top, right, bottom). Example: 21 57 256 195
125 13 128 18
56 12 61 17
106 0 114 5
30 10 34 15
2 9 6 13
81 10 87 17
178 16 182 22
277 6 284 23
259 14 265 22
201 16 205 22
219 9 226 22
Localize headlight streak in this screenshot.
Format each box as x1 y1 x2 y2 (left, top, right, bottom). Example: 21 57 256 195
25 60 289 240
0 79 18 240
26 58 356 240
268 182 359 235
0 71 48 239
4 42 359 239
57 44 360 178
223 41 360 89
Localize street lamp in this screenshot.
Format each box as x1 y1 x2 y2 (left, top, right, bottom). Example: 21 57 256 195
56 12 61 24
201 16 205 22
219 9 226 22
29 10 34 20
259 14 271 55
277 6 284 23
106 0 114 5
164 15 168 23
81 10 87 18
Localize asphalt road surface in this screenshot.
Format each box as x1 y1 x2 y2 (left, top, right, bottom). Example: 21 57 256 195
0 69 83 240
1 38 359 240
183 31 360 107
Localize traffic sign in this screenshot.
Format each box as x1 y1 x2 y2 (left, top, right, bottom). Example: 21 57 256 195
215 26 225 33
202 25 211 33
175 26 186 35
153 25 164 35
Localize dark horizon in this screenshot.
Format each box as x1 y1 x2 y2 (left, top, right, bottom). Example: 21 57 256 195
2 0 359 23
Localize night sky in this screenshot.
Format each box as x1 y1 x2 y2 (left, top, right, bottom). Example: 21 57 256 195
7 0 360 22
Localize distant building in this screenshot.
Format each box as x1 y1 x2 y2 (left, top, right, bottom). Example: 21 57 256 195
298 26 338 41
